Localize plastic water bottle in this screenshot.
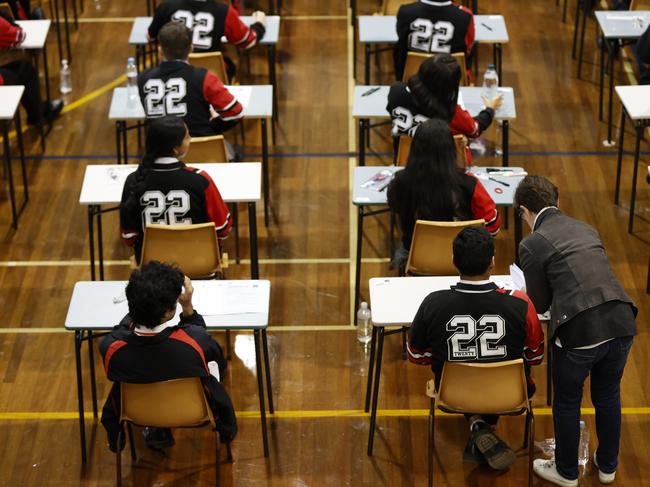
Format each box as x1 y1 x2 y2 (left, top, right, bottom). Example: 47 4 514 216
60 60 72 94
482 64 499 99
357 302 372 344
578 420 590 467
126 57 139 108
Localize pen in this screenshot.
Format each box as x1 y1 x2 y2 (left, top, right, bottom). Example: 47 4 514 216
481 22 493 31
362 87 381 97
489 176 510 187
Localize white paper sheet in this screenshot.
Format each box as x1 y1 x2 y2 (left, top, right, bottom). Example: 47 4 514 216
509 263 526 292
195 282 267 316
226 86 252 108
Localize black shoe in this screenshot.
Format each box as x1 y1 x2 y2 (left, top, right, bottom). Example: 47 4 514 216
108 432 127 453
142 427 175 450
43 100 64 123
472 424 516 471
463 437 487 465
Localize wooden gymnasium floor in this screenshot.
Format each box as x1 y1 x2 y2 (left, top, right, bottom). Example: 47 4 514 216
0 0 649 485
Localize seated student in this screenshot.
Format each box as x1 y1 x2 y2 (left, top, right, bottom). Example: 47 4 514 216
120 116 232 263
100 261 236 451
148 0 267 79
635 26 650 85
386 118 500 266
387 53 501 164
408 227 544 470
138 21 244 137
0 14 63 124
394 0 475 80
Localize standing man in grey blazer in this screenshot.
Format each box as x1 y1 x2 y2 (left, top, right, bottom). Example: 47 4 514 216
514 176 636 487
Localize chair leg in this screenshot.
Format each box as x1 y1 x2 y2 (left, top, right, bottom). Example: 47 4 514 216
226 442 233 462
401 327 407 360
215 432 221 487
116 427 123 487
523 409 530 449
127 423 137 461
225 329 231 361
528 410 535 487
428 399 435 487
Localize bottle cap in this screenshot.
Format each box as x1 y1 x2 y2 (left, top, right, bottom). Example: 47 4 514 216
487 63 496 70
360 301 368 309
128 57 135 64
62 59 68 65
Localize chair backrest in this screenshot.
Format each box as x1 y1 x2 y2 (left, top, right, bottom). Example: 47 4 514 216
436 359 529 415
120 378 215 428
405 219 485 276
630 0 650 9
140 223 222 278
402 51 468 86
188 51 229 83
0 3 15 19
184 135 228 163
397 134 466 167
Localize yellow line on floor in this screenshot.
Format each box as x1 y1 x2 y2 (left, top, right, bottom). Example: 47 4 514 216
77 17 135 23
61 75 126 114
2 407 650 421
347 0 357 327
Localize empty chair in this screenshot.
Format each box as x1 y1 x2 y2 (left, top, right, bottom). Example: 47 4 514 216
189 51 229 83
184 135 229 163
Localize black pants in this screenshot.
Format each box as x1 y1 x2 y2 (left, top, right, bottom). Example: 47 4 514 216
0 60 42 123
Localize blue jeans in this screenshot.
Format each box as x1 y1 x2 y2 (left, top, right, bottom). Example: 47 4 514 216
552 336 634 480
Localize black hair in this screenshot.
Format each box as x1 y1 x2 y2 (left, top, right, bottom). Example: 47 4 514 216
158 21 193 60
452 227 495 276
514 175 559 214
126 261 184 328
407 54 460 122
122 116 188 214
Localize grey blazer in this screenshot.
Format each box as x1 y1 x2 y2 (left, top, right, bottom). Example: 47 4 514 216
518 208 635 339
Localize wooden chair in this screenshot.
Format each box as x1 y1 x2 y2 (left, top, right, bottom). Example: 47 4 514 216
402 51 468 86
405 219 485 276
396 135 468 166
140 222 226 279
630 0 650 9
184 135 228 163
189 51 229 83
0 2 14 19
116 378 232 487
426 359 534 487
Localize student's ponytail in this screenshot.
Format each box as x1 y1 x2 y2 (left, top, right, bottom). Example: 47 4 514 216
407 54 461 122
123 116 188 212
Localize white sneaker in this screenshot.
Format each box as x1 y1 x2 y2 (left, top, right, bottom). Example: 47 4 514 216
533 459 579 487
593 452 616 484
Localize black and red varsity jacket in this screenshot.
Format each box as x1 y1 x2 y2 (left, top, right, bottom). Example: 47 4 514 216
148 0 265 52
408 280 544 387
119 158 232 261
99 311 236 447
394 0 475 79
138 60 243 136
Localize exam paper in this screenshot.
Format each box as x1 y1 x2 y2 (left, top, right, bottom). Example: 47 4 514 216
227 86 252 108
509 263 526 292
196 282 267 316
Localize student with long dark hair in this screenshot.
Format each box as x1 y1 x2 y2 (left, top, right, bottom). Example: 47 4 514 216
120 116 232 262
387 54 502 162
387 119 500 263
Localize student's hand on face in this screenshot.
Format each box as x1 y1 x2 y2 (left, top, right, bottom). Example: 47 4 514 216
179 276 194 314
252 11 267 26
482 93 503 111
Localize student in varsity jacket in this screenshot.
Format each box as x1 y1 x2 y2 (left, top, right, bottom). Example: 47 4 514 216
100 262 236 452
408 227 544 471
386 118 500 267
386 53 501 165
147 0 267 79
120 116 232 263
394 0 475 80
138 21 244 137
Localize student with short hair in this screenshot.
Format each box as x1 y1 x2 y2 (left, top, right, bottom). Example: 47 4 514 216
100 261 236 451
138 21 243 136
394 0 475 80
387 53 501 164
408 227 544 470
120 116 232 263
386 118 500 266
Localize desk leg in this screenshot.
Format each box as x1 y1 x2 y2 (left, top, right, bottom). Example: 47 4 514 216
71 0 79 30
599 34 605 122
42 45 52 108
88 206 96 281
248 202 260 279
15 112 28 209
615 108 626 205
122 121 129 165
262 330 274 414
628 124 642 234
269 46 277 126
52 0 64 63
358 119 366 166
576 0 588 78
97 206 105 281
367 327 384 456
495 44 503 84
75 331 88 464
253 330 269 457
514 210 522 266
364 43 370 86
62 0 72 62
88 331 98 418
364 325 378 413
354 206 363 325
261 118 270 227
572 0 580 60
502 120 509 167
115 121 122 165
3 123 18 229
607 41 615 145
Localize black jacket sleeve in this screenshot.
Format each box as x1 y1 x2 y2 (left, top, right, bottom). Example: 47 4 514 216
181 311 228 377
474 107 495 133
393 6 409 81
519 238 552 315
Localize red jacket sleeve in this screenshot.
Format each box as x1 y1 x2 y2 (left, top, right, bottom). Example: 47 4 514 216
230 0 242 15
0 16 24 50
467 174 501 235
224 6 259 49
460 5 475 55
450 105 481 138
202 70 244 122
512 290 545 366
199 170 232 239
